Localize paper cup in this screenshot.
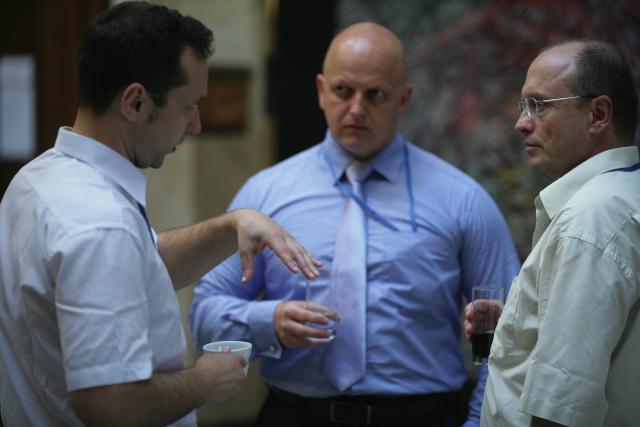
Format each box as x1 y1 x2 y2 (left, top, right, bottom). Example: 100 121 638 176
203 340 252 374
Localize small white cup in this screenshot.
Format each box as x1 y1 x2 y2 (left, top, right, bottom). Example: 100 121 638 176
203 340 252 375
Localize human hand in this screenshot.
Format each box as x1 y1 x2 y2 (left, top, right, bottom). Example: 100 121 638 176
230 209 322 283
464 302 473 341
193 351 246 404
464 300 503 341
274 300 338 348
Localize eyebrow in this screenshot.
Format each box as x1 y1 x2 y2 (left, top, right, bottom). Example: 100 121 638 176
523 91 546 99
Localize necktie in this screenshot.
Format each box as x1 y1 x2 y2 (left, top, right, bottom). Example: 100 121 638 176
323 160 371 391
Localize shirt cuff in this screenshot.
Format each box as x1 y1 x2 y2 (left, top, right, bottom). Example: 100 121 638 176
66 360 152 392
248 299 283 358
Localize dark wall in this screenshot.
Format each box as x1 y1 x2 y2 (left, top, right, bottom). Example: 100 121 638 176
0 0 109 199
269 0 336 161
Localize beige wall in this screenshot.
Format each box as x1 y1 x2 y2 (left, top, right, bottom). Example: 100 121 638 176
137 0 277 424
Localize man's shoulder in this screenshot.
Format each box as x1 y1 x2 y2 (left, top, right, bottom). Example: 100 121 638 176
569 168 640 212
407 143 484 192
557 170 640 245
14 153 137 235
246 144 323 186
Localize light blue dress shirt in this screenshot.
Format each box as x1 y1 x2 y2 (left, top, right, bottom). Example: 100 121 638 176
190 132 520 425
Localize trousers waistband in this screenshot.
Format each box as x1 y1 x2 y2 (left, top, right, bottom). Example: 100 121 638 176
268 386 459 426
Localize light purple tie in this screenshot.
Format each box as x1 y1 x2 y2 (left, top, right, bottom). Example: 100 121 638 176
324 160 371 391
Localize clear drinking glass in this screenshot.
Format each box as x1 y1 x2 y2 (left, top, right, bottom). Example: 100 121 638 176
471 286 504 366
305 280 338 343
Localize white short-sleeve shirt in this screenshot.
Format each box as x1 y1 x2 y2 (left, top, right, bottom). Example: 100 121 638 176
0 128 195 426
481 146 640 427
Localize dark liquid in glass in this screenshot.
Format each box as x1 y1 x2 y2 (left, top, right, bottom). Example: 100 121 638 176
472 332 494 358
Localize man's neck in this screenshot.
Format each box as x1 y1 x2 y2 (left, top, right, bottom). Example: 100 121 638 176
72 107 131 162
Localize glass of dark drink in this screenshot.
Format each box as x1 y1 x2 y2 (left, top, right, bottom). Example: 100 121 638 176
471 286 504 366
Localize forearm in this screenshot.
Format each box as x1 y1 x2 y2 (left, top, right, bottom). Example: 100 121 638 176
70 369 204 427
158 212 238 290
465 364 488 426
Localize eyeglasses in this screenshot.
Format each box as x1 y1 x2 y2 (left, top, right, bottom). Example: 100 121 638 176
518 95 595 118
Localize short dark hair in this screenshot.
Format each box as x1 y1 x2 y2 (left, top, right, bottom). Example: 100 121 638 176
559 40 638 142
76 1 214 114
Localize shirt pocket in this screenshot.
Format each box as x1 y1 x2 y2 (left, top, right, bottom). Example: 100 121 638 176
491 280 521 358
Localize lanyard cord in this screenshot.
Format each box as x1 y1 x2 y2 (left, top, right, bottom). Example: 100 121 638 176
322 142 417 232
137 202 156 246
604 162 640 173
404 144 417 232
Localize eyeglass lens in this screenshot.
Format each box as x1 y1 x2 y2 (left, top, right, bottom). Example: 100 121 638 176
518 98 537 117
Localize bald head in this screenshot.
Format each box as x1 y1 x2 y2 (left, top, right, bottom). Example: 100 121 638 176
315 22 412 159
323 23 407 86
532 42 581 80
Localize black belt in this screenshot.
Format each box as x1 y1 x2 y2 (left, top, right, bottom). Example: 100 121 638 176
269 386 459 426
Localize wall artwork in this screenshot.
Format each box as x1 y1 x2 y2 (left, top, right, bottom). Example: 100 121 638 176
199 67 250 132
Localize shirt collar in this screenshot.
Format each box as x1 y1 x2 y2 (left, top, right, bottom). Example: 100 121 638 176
321 130 407 184
53 127 148 208
539 146 639 220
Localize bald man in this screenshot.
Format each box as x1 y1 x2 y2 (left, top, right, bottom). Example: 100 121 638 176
480 41 640 427
190 23 519 426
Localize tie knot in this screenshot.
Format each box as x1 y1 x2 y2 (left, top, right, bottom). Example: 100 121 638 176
345 161 371 184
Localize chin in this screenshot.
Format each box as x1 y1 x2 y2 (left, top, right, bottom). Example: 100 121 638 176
338 138 368 155
148 157 166 169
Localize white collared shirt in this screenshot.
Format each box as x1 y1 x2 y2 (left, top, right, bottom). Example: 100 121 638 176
481 146 640 427
0 128 194 426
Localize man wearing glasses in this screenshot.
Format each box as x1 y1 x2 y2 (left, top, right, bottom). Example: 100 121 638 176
480 40 640 426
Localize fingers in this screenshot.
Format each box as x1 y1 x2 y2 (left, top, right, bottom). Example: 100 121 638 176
239 248 255 284
271 231 322 280
234 209 321 283
464 302 473 340
275 301 335 348
196 352 247 403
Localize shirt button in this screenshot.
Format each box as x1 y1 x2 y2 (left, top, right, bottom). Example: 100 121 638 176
269 345 276 352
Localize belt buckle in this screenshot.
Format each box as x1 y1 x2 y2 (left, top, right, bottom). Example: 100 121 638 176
329 400 373 425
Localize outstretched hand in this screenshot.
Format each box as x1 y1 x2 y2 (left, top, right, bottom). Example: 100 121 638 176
231 209 322 283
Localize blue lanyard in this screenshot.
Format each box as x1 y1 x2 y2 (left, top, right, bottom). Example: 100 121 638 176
604 162 640 173
322 143 417 232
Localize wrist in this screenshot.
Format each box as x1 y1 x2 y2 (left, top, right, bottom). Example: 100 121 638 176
182 366 207 408
202 211 239 250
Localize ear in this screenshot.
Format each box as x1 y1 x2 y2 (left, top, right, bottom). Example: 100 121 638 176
399 84 414 115
120 83 147 122
589 95 613 137
315 74 326 110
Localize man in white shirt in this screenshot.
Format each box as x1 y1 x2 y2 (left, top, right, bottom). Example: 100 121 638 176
476 40 640 426
0 2 320 426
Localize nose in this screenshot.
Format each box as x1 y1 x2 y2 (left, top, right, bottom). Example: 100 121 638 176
348 92 366 118
187 108 202 135
514 111 533 135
